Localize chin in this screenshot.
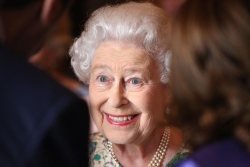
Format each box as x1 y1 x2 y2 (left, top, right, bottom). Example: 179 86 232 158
104 130 136 144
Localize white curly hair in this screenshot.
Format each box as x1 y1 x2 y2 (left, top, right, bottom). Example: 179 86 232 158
69 1 171 84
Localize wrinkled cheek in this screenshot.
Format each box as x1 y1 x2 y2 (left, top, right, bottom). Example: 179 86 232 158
89 98 106 132
138 111 153 125
90 106 104 131
142 107 165 127
89 83 105 130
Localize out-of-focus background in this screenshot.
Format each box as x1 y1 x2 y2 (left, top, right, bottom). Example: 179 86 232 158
29 0 186 133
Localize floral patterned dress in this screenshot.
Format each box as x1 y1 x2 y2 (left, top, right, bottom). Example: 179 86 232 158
89 132 190 167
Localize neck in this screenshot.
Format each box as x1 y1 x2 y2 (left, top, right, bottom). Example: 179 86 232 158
115 127 164 155
108 127 170 167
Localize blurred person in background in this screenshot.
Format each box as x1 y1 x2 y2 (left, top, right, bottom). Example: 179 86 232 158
29 13 98 133
69 0 135 37
70 2 189 167
0 0 89 166
146 0 187 16
29 13 90 102
170 0 250 166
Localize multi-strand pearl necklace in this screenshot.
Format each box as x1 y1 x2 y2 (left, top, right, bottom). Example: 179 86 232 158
105 127 170 167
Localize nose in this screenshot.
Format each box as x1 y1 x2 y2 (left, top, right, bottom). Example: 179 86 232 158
108 81 128 108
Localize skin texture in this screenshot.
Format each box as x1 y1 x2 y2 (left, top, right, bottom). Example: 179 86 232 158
88 42 182 166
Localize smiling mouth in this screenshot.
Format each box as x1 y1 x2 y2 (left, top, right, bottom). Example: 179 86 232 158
108 115 137 123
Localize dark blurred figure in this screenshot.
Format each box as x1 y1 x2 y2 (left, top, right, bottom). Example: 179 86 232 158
69 0 138 37
147 0 187 16
0 0 89 166
29 13 89 102
170 0 250 166
29 13 99 133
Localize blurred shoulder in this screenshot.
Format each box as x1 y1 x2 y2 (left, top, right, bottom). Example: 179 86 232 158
176 137 250 167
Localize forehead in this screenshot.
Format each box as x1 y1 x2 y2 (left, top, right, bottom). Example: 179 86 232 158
92 43 152 67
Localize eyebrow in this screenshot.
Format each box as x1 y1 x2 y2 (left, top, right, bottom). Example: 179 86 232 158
124 68 148 75
92 64 149 73
92 64 110 72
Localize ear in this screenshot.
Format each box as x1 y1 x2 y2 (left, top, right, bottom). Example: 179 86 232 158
41 0 62 26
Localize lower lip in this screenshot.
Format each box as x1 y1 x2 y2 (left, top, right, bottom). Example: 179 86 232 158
106 114 139 126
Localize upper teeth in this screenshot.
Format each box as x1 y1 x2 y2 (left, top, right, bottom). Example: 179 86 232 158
109 115 134 122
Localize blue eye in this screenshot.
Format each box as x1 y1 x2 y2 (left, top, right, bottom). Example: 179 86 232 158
98 76 107 82
130 78 141 84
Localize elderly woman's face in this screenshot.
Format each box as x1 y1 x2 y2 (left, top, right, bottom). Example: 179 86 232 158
89 43 169 144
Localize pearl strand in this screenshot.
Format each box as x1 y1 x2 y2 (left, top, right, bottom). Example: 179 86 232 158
148 127 170 167
105 127 170 167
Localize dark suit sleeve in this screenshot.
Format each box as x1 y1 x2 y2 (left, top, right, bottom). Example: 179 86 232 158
27 99 89 167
